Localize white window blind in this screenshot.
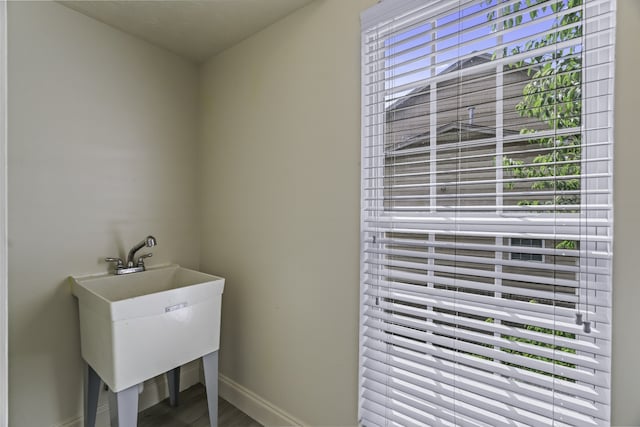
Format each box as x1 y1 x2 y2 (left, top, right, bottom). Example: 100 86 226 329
359 0 615 426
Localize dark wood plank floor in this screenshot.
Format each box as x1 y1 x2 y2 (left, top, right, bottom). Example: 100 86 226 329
138 384 262 427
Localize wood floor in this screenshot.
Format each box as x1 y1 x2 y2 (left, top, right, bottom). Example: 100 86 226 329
138 384 262 427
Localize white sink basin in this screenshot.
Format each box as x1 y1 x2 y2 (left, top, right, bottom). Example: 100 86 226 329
70 264 224 392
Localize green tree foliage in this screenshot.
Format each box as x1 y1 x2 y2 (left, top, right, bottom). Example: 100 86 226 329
486 300 577 381
480 2 582 372
486 0 583 209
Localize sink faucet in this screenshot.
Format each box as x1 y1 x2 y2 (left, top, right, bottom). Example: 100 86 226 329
127 235 157 267
105 235 157 275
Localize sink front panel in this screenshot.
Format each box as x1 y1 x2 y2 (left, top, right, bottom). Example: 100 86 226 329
79 290 222 392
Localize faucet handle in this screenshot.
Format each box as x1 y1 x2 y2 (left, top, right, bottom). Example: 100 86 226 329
105 257 124 267
105 257 124 273
137 253 152 267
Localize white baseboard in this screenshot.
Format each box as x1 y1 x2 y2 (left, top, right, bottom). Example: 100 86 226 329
217 374 306 427
54 360 201 427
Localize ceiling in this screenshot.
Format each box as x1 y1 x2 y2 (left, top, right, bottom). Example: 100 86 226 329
58 0 315 63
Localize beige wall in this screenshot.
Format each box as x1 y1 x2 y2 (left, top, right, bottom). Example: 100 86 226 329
200 0 639 426
7 2 200 426
199 0 375 424
6 0 639 425
612 1 640 426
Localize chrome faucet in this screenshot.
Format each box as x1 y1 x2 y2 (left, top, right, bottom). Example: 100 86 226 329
105 235 157 275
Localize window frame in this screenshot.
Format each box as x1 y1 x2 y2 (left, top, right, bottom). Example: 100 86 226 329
359 1 615 425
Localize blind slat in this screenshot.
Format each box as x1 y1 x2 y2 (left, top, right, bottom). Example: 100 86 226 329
365 307 608 371
363 358 608 424
364 246 609 274
364 279 612 326
363 339 610 405
364 324 610 388
365 296 609 355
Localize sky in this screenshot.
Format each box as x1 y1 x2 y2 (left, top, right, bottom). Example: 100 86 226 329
381 0 582 104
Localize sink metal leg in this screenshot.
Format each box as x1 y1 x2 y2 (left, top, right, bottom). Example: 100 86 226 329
202 351 219 427
166 366 180 406
108 384 139 427
84 364 101 427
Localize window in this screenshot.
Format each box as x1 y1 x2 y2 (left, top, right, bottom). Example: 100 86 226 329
510 238 544 262
360 1 615 426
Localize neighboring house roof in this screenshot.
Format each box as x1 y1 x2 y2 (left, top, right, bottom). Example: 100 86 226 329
385 53 536 154
386 53 494 113
438 52 494 74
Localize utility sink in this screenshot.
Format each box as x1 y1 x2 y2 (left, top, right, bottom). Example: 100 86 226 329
70 264 225 393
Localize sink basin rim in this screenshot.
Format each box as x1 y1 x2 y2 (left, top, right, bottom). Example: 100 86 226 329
70 263 224 322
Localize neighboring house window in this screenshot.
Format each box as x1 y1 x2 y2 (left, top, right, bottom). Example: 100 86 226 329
360 1 615 426
510 238 543 262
